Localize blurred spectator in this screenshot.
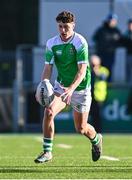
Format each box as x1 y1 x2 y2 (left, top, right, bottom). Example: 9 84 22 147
123 18 132 83
90 55 109 133
92 13 122 82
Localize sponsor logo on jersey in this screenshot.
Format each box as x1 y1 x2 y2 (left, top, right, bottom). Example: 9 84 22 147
56 50 62 56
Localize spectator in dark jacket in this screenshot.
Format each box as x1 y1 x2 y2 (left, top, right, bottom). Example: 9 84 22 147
93 13 122 82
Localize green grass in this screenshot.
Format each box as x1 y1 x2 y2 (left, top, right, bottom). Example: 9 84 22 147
0 134 132 179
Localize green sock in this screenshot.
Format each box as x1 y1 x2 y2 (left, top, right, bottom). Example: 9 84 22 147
43 137 53 153
90 134 99 145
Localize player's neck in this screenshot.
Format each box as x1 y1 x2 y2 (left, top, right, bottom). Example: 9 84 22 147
60 32 75 42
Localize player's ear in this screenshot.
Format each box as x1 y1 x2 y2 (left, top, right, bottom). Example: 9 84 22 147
72 22 75 29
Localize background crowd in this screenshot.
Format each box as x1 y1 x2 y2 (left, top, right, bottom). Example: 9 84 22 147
92 13 132 83
90 13 132 132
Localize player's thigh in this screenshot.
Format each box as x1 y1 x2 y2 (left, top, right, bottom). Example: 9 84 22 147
46 94 66 117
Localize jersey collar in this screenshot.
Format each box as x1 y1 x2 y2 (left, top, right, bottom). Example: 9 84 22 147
59 32 75 44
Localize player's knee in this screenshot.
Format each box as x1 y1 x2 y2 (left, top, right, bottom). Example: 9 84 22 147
45 107 54 118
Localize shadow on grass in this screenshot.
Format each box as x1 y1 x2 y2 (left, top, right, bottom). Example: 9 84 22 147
0 165 132 174
0 168 42 173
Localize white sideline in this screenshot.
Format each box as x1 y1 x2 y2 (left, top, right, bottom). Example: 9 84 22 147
101 155 120 161
34 137 43 142
34 137 72 149
56 143 72 149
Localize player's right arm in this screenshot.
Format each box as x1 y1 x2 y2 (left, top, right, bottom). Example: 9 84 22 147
41 39 54 81
36 38 54 102
41 64 53 81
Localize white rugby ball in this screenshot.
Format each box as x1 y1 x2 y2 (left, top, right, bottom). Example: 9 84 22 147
36 79 54 107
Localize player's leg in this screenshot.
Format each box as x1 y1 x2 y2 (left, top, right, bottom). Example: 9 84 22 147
73 110 102 162
73 110 96 138
71 88 102 161
34 94 66 163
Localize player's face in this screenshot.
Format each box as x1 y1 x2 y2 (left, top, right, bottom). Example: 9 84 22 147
58 22 75 42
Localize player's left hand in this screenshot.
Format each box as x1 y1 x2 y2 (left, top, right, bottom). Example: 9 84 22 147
60 87 74 105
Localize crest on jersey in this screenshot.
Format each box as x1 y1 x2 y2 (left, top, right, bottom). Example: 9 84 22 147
69 47 75 55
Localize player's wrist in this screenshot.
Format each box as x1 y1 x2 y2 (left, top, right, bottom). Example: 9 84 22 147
41 79 50 82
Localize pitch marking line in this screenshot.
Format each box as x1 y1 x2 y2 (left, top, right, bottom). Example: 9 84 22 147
101 155 120 161
34 137 72 149
34 137 120 160
34 137 43 142
56 143 73 149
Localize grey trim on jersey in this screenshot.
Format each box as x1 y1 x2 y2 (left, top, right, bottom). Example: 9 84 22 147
77 61 88 64
45 57 54 65
46 32 88 52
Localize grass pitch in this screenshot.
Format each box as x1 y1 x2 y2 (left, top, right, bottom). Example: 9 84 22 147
0 134 132 179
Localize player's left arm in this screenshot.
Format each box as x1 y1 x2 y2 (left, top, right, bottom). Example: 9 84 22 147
69 63 87 90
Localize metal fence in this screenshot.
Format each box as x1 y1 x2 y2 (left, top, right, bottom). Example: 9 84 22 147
0 46 44 132
0 51 15 132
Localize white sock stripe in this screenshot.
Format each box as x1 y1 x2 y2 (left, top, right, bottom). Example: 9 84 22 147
44 147 52 151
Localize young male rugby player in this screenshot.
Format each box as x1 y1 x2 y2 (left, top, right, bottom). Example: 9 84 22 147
35 11 102 163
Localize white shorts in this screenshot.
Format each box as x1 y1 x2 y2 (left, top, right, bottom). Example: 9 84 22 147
53 81 92 113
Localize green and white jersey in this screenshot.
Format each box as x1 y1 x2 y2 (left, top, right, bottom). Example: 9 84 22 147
45 32 91 91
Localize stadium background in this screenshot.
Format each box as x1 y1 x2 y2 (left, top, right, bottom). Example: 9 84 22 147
0 0 132 133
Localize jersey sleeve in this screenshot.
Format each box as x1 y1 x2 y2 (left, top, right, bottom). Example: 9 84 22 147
45 41 54 64
76 40 89 64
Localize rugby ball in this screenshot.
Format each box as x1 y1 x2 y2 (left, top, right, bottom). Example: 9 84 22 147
36 79 54 107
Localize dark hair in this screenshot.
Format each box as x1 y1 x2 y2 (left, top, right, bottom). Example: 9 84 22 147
56 11 75 23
